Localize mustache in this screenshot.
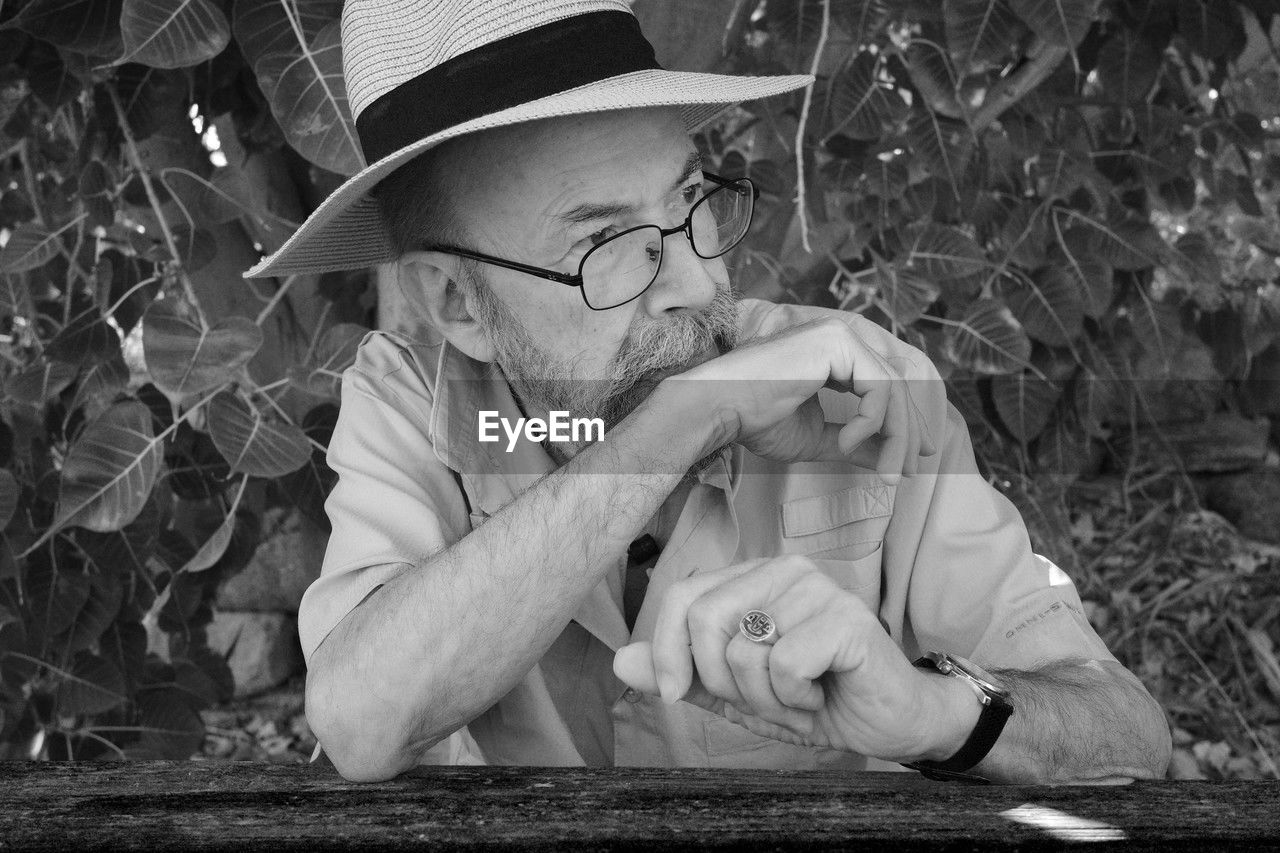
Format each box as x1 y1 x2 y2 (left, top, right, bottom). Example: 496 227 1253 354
605 286 740 393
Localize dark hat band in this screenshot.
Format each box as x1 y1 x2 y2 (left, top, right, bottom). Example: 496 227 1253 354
355 11 662 164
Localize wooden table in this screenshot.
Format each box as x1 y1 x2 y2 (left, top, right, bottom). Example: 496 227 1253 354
1 762 1276 850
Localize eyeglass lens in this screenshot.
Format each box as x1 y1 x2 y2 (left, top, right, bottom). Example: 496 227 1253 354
580 179 753 310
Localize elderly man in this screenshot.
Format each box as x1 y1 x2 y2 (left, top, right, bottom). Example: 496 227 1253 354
247 0 1171 783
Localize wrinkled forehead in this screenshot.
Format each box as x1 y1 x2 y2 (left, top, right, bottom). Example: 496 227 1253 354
441 107 696 216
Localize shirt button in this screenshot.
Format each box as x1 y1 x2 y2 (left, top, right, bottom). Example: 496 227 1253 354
623 688 642 704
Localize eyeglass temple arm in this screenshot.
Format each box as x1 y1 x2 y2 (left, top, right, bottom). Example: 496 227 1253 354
424 246 584 287
703 171 759 200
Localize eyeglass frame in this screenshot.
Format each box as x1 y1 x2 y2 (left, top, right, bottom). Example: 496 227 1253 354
421 171 758 310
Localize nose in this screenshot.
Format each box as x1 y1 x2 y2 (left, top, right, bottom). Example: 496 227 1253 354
638 226 722 316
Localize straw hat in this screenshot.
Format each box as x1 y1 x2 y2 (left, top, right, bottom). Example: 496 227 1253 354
243 0 812 279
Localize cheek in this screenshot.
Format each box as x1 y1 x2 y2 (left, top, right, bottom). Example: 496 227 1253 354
498 278 635 377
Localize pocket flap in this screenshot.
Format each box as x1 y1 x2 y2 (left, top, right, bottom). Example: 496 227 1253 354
781 484 893 537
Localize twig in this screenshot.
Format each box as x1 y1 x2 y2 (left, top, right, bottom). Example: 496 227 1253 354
794 0 831 255
1171 631 1280 779
17 138 44 226
105 82 206 328
256 274 300 326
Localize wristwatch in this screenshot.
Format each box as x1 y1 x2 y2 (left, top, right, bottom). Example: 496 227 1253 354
901 651 1014 783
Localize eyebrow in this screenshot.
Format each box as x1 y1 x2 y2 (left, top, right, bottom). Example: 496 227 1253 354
556 151 704 226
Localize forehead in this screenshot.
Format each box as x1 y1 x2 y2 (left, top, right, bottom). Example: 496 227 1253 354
443 107 695 217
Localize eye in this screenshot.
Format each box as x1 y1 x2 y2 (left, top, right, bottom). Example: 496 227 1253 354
680 182 701 206
585 226 618 247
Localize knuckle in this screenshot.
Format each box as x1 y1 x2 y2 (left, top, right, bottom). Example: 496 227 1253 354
686 599 719 637
793 569 835 598
778 554 819 577
725 637 755 669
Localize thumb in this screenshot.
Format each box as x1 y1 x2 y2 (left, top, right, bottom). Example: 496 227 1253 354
614 641 725 712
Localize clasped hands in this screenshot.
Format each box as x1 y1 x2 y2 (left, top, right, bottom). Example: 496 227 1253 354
612 557 976 764
618 320 964 761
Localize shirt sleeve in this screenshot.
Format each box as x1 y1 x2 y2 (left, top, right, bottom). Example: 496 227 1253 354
888 402 1117 671
297 334 471 664
737 297 1113 669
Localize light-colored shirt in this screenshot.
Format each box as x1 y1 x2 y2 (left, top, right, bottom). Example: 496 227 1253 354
300 298 1116 768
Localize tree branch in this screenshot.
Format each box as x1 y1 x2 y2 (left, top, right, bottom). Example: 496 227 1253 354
970 38 1069 133
794 0 831 254
106 82 206 327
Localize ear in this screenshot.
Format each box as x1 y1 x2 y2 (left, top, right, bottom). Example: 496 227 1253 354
397 251 497 362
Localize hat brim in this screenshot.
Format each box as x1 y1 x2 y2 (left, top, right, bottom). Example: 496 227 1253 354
244 69 812 279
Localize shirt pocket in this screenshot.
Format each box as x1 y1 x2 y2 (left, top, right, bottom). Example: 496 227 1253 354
778 483 893 573
702 717 821 769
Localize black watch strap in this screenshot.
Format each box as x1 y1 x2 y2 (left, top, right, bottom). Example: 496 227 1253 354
902 656 1013 782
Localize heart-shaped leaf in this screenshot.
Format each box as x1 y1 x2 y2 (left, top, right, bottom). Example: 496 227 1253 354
999 203 1050 269
1007 0 1098 50
254 19 361 176
873 254 941 324
77 496 162 583
24 561 92 638
943 298 1032 374
945 0 1028 71
276 403 338 531
232 0 341 72
0 470 17 530
68 354 131 422
119 0 231 68
1094 30 1161 104
9 0 124 56
207 391 311 477
1176 0 1245 60
906 107 974 195
1003 267 1085 346
56 400 164 533
901 223 989 282
288 322 370 398
45 307 121 365
182 478 246 573
992 372 1062 442
826 52 908 141
143 303 263 400
3 360 78 407
57 652 127 715
62 570 124 654
0 222 62 273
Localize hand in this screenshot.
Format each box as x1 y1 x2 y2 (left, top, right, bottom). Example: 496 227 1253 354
612 556 978 763
666 317 936 483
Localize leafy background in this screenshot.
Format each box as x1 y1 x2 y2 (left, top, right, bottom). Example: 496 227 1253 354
0 0 1277 776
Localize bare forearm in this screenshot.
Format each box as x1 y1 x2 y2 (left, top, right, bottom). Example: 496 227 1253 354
307 384 719 780
970 660 1172 784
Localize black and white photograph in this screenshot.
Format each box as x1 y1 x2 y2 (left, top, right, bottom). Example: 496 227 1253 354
0 0 1278 848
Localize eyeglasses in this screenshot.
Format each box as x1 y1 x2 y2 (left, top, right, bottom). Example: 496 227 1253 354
425 172 757 310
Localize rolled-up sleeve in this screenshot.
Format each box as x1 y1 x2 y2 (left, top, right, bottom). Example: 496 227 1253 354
297 335 470 664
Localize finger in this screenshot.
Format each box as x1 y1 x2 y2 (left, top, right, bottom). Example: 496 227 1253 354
810 422 885 468
616 642 816 744
725 634 815 732
614 641 659 693
688 600 749 709
649 561 771 703
681 557 817 707
904 380 921 478
912 391 938 458
876 378 909 485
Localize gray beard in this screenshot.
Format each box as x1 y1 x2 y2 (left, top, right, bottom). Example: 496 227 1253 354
487 286 742 463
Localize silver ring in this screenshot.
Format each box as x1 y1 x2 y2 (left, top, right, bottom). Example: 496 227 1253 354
739 609 777 644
